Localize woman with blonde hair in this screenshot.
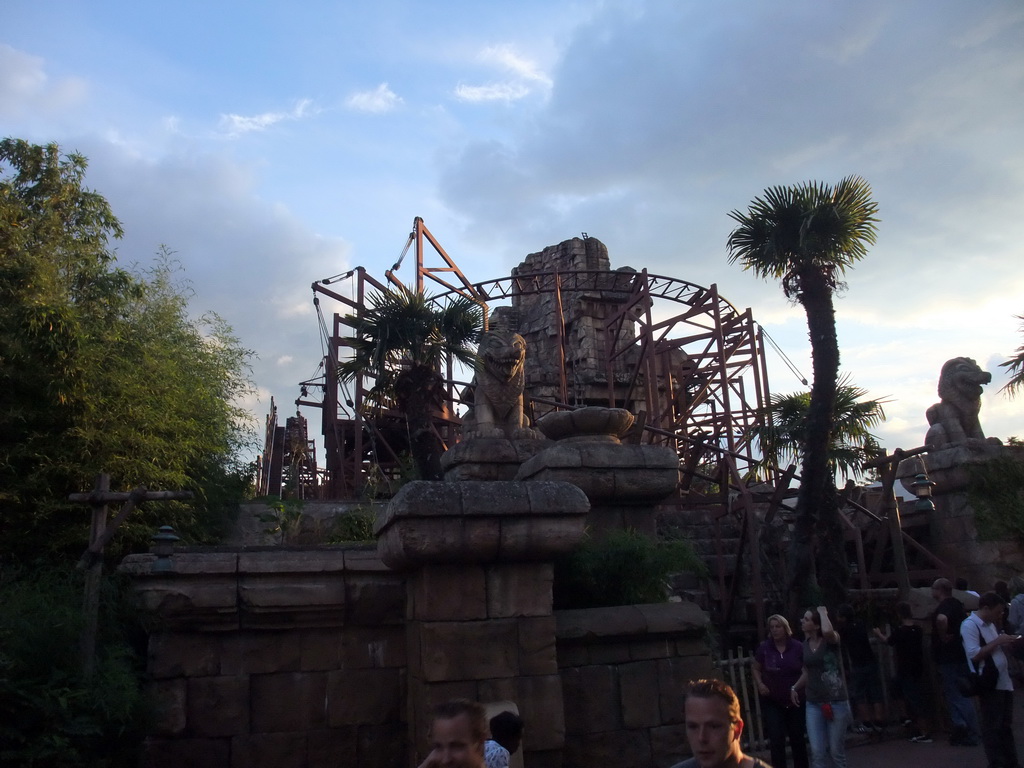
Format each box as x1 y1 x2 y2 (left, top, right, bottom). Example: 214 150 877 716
752 614 808 768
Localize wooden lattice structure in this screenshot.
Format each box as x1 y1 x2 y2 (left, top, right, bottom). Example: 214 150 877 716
297 219 772 503
270 217 949 628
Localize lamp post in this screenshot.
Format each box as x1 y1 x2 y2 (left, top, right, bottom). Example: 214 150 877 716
911 472 937 513
151 525 180 573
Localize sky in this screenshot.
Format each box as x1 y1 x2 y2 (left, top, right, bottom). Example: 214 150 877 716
4 0 1024 463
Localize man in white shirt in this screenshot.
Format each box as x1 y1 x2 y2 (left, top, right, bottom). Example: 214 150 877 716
961 591 1024 768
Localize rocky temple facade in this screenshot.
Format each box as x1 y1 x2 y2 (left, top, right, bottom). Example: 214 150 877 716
509 237 648 416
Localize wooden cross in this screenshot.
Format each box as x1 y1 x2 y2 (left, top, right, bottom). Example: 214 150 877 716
69 473 193 676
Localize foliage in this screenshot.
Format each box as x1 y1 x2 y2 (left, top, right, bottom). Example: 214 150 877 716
726 176 879 299
0 566 150 767
338 284 482 400
1 139 256 562
553 529 706 610
1000 314 1024 398
727 176 879 608
754 376 887 481
967 454 1024 544
251 498 376 545
337 285 483 480
256 497 306 544
323 510 377 544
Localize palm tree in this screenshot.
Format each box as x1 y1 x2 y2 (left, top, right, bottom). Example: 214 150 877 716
727 176 879 605
755 376 888 481
1001 314 1024 397
338 285 483 481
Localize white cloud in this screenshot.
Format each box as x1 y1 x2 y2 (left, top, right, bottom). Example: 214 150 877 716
218 98 315 137
345 83 402 113
454 82 531 103
479 44 552 86
453 44 551 103
0 44 46 98
0 43 88 119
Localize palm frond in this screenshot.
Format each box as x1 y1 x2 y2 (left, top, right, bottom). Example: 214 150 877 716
727 176 879 299
1001 314 1024 398
336 286 483 405
755 376 887 480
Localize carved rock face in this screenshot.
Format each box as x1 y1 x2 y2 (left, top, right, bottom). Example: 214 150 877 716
480 331 526 384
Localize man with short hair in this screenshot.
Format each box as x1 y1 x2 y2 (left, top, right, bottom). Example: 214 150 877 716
670 679 771 768
961 591 1023 768
931 577 981 746
418 699 488 768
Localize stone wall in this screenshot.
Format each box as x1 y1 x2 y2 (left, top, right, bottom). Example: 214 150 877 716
555 601 713 768
121 548 407 768
124 546 715 768
898 443 1024 588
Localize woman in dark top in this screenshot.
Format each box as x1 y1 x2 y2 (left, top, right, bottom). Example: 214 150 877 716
752 614 808 768
791 606 851 768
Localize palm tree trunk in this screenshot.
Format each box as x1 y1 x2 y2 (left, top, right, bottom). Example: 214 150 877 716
396 365 446 481
787 268 846 606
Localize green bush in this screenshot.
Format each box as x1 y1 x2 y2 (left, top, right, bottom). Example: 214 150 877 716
553 528 706 610
0 566 150 767
324 511 377 544
968 454 1024 544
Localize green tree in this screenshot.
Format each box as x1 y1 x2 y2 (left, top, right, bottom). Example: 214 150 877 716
755 376 888 481
338 285 482 481
1 139 255 561
727 176 879 605
1001 314 1024 397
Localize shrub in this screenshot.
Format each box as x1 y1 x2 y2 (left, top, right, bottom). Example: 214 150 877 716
324 511 377 544
0 566 150 767
968 454 1024 544
553 528 706 609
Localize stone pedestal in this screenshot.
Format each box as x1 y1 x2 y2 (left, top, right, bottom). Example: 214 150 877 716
897 442 1024 587
516 442 679 537
440 437 549 482
376 480 589 768
897 441 1004 496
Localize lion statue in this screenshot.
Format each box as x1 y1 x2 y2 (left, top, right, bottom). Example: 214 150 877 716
460 308 538 440
924 357 998 447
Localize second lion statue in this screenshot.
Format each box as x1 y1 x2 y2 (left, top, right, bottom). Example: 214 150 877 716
924 356 999 447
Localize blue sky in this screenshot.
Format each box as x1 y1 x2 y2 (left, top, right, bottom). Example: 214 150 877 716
4 0 1024 458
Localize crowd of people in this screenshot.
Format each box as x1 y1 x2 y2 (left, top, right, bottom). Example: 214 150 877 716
415 576 1024 768
749 578 1024 768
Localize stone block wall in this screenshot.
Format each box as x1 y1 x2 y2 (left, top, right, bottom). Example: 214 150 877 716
555 602 714 768
405 563 566 768
124 545 716 768
121 548 407 768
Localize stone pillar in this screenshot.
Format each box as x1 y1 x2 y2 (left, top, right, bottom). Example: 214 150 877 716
376 480 589 768
519 407 679 537
898 442 1024 586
